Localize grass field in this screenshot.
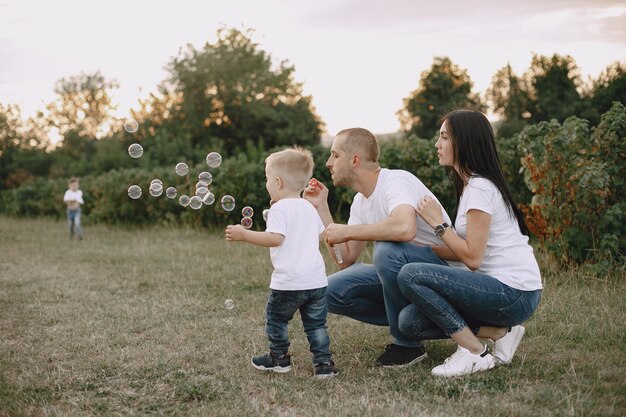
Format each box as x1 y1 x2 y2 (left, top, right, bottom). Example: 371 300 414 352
0 217 624 417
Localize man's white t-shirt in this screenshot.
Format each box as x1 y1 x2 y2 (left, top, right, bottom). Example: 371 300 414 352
455 177 542 291
63 189 84 205
348 168 458 249
265 198 327 291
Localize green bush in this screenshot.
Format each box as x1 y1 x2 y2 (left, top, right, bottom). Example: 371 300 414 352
0 139 454 229
519 102 625 265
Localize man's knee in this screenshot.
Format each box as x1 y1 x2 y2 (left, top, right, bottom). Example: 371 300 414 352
372 241 402 265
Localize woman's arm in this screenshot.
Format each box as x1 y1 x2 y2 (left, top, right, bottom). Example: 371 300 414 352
416 196 491 271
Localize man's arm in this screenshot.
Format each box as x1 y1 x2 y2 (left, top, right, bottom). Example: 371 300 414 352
304 180 367 268
325 204 417 244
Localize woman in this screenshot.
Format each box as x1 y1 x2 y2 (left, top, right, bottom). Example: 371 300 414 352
396 109 542 377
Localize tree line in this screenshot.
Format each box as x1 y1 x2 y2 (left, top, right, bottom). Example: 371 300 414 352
0 28 624 270
1 28 624 191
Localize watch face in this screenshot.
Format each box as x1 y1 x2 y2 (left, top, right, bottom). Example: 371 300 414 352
435 223 448 236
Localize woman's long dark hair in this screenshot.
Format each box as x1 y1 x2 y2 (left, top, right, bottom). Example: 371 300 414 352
442 109 530 236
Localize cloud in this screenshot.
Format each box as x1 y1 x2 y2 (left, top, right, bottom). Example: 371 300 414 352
303 0 626 46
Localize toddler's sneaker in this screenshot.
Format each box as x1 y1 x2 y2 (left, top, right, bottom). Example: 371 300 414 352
431 345 495 377
314 361 339 379
251 352 292 373
493 325 525 365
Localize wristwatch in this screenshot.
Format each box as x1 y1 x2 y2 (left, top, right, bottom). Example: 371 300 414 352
434 222 449 237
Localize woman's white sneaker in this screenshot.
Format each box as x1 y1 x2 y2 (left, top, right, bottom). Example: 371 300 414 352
493 325 525 365
431 345 495 377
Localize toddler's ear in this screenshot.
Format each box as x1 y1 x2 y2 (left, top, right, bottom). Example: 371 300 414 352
276 176 283 189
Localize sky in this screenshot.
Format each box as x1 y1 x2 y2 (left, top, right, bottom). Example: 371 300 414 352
1 0 625 140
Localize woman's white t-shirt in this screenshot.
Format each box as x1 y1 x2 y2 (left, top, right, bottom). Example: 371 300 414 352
455 177 542 291
265 198 327 291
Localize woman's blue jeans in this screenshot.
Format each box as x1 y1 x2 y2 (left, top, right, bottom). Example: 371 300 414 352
326 241 541 345
397 263 542 339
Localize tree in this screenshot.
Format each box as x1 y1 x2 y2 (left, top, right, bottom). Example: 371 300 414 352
0 104 52 189
46 71 119 138
525 54 587 124
486 63 533 138
589 61 626 121
142 28 323 159
44 72 119 177
398 57 484 139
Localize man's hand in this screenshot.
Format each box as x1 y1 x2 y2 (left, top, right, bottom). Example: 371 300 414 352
225 224 247 242
303 178 329 209
325 223 350 245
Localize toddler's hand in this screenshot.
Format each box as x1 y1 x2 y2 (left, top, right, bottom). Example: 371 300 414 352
225 224 246 241
303 178 329 208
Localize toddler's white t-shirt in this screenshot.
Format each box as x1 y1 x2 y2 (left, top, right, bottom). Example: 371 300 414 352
63 189 84 205
265 198 327 291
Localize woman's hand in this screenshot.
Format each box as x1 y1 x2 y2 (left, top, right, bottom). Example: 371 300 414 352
415 196 445 228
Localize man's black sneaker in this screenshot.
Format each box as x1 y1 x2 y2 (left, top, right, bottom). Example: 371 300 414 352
251 352 292 373
314 361 339 379
375 344 428 367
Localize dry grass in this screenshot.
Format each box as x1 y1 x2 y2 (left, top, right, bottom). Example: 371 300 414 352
0 216 624 417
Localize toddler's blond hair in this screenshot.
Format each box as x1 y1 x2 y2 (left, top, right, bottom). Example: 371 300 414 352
265 146 314 191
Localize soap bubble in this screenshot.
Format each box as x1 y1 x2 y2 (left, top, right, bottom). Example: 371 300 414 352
198 171 213 185
220 195 236 211
206 152 222 168
195 181 208 190
262 209 270 222
241 206 254 218
224 299 235 309
149 180 163 197
128 185 142 199
166 187 177 199
175 162 188 176
124 119 139 133
149 180 163 192
202 192 215 205
128 143 143 158
189 196 202 210
179 195 190 207
241 217 253 229
196 186 209 198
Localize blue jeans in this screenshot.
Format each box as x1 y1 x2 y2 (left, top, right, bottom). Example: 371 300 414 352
67 208 82 239
327 242 448 347
265 287 331 364
397 263 542 339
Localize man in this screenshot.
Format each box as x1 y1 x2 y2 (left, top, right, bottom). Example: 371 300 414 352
304 127 461 367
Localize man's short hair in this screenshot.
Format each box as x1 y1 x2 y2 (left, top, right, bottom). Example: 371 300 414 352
266 146 314 191
336 127 379 164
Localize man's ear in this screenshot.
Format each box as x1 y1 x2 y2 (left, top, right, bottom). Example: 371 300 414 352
351 153 361 168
